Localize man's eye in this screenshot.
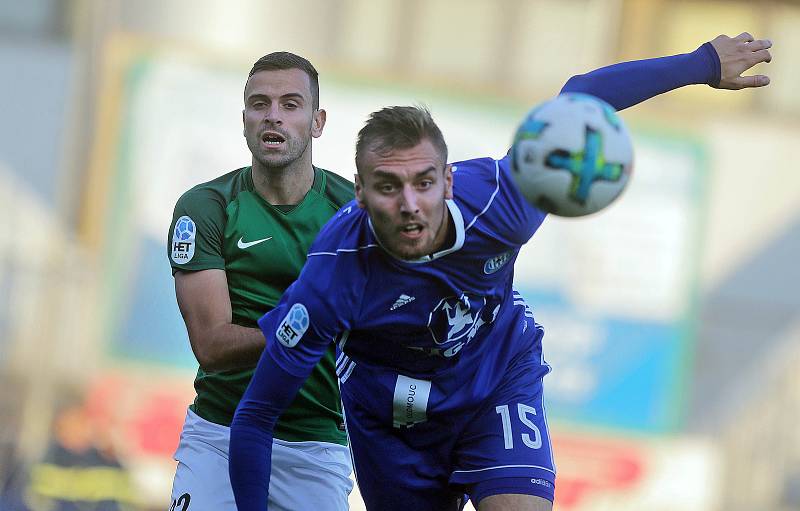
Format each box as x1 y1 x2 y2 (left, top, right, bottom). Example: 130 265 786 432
285 102 298 109
418 180 433 189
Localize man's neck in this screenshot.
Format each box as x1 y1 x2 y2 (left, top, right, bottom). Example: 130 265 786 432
251 158 315 206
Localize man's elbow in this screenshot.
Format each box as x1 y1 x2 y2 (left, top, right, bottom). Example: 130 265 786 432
197 355 225 373
190 335 226 372
560 74 590 95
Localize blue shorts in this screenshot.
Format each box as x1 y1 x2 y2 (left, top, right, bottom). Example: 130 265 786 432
340 347 555 510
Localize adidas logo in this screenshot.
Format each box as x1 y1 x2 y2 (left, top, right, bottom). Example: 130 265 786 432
390 294 415 311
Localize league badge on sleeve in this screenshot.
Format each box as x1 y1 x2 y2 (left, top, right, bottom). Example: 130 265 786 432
276 303 310 348
171 215 196 263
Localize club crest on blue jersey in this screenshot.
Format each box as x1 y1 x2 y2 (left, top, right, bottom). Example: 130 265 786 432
276 303 309 348
427 294 500 357
483 250 514 274
171 215 196 264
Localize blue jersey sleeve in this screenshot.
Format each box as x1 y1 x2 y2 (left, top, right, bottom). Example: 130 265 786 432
496 157 548 245
229 348 304 511
560 42 720 111
454 157 547 246
229 253 356 510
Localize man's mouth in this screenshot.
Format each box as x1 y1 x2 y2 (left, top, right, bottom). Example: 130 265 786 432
261 132 286 146
400 223 424 239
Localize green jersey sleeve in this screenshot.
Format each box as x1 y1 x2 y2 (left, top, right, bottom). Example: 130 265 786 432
168 187 227 273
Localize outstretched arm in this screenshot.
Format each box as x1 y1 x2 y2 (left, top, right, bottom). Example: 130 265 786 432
561 32 772 110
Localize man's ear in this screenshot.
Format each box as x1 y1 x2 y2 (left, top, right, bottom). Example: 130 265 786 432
355 174 366 209
311 109 326 138
444 164 454 200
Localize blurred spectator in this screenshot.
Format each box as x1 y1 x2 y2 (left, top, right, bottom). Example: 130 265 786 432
0 387 136 510
0 374 27 511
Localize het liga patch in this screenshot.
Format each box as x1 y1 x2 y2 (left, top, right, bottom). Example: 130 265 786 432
171 215 196 264
276 303 309 348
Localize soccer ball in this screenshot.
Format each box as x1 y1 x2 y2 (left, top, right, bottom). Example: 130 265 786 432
510 93 633 217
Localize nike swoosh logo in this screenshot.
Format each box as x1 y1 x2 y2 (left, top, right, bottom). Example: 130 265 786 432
237 236 273 249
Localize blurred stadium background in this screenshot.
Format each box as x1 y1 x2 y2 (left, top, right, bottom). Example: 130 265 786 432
1 0 799 509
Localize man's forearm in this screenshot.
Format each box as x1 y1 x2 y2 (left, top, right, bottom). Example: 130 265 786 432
229 348 309 511
561 42 720 111
191 324 266 372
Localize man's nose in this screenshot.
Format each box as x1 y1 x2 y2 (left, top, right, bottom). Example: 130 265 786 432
264 103 282 124
399 186 420 214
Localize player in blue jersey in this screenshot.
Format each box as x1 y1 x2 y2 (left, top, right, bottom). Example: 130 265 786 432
229 33 772 511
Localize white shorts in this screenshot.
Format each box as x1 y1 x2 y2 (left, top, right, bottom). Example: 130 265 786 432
170 409 353 511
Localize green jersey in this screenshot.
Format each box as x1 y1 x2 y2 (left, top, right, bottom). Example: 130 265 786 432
168 166 353 445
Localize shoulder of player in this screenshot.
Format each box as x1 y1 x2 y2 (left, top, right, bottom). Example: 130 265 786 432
301 206 370 305
448 155 527 234
450 156 503 177
176 167 251 207
306 202 372 257
450 156 507 201
314 167 356 208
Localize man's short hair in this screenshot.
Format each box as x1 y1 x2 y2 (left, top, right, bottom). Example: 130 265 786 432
246 52 320 109
355 106 448 175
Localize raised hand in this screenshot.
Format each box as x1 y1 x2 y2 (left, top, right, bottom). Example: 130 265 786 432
710 32 772 89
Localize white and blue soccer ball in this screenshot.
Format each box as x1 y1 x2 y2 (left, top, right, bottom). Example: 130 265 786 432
510 93 633 217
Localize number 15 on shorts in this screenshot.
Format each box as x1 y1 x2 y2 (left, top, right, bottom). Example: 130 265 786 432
496 404 542 449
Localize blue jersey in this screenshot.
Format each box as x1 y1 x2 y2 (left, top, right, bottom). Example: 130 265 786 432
260 155 546 412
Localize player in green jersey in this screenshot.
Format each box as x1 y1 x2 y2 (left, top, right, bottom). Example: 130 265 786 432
167 52 354 511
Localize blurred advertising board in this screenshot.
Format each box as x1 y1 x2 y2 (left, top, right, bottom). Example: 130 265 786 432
551 429 720 511
82 370 195 503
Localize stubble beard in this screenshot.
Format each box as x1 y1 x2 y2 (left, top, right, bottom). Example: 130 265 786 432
250 133 311 172
374 217 430 261
395 208 448 260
